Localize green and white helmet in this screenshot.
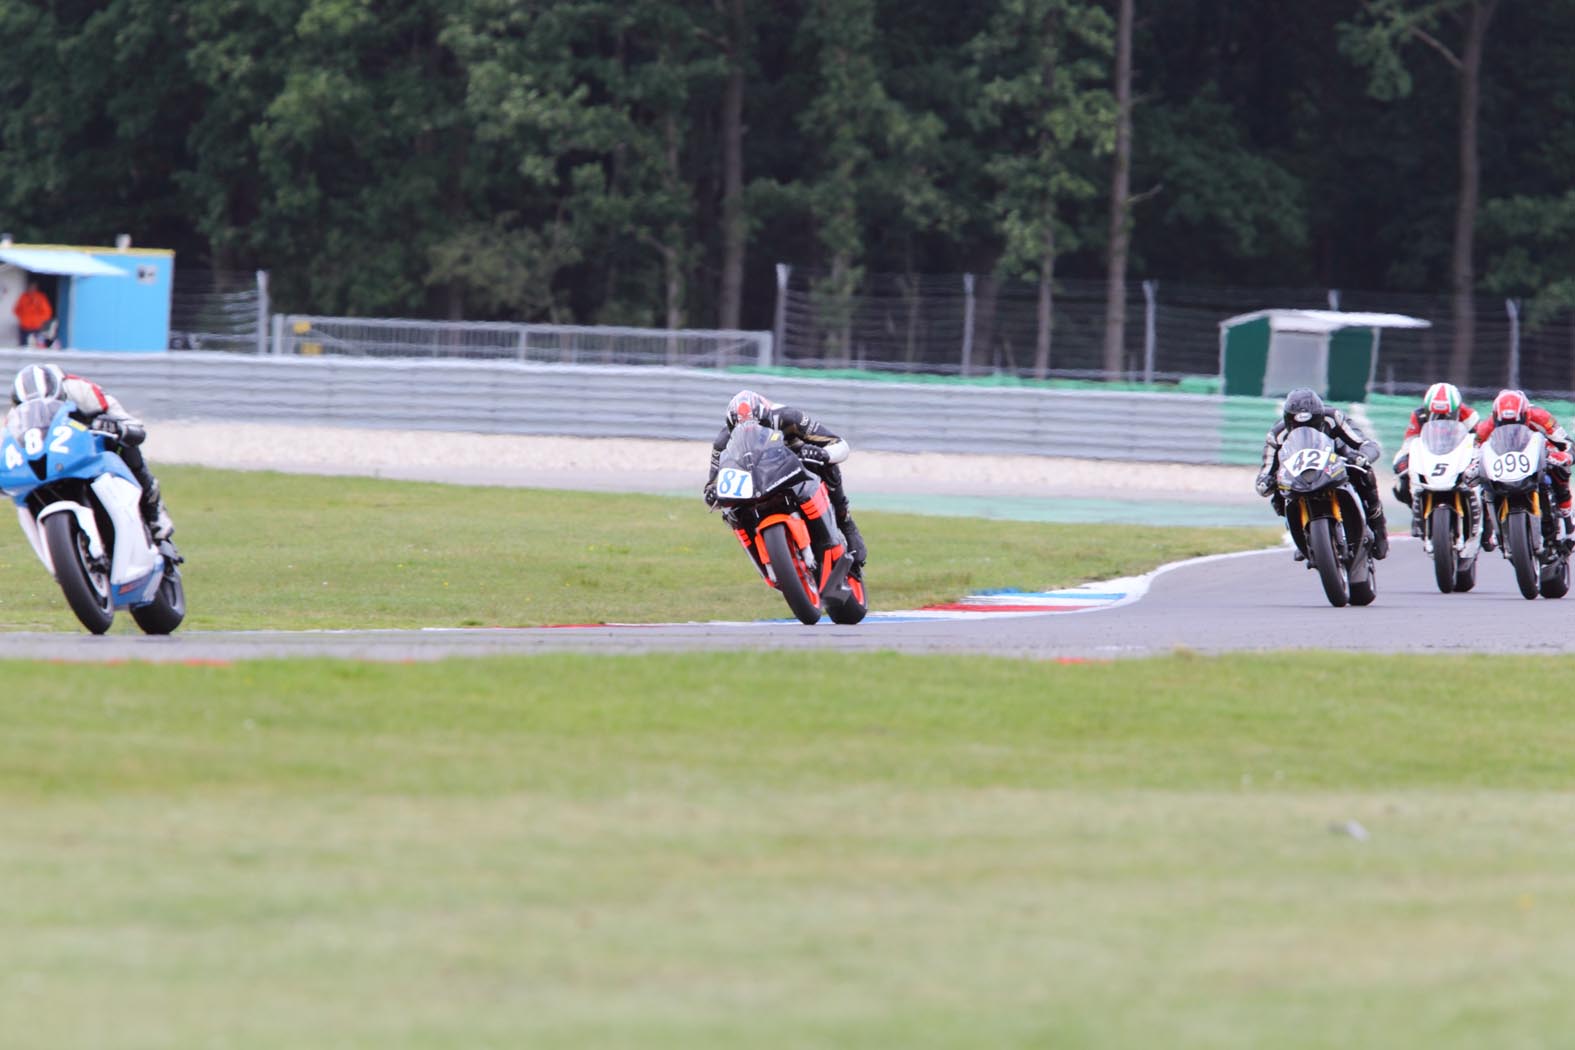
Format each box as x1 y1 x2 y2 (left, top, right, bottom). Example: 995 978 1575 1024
1424 381 1461 420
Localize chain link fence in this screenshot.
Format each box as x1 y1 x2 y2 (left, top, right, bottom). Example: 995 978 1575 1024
170 270 267 354
772 265 1575 400
169 264 1575 403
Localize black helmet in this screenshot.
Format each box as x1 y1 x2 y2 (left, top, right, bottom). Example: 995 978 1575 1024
1282 388 1325 429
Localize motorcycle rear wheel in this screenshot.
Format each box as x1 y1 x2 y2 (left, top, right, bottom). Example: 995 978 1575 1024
1429 504 1456 594
1309 517 1349 608
1453 557 1478 592
1508 510 1540 600
1540 555 1570 599
131 560 186 634
43 513 114 635
825 565 868 625
1349 555 1377 606
763 522 821 625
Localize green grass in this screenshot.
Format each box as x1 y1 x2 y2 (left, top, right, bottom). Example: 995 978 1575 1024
0 466 1277 631
3 651 1575 1048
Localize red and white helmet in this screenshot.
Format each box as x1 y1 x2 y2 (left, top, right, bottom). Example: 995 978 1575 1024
726 390 771 427
1493 389 1530 426
1423 381 1461 420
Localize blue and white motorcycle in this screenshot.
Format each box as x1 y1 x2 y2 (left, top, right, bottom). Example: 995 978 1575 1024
0 397 185 634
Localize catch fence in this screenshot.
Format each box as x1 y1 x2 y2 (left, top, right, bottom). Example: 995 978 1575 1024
164 268 1575 404
772 266 1575 400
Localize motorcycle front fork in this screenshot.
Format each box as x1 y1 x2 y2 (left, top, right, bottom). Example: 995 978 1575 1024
1415 488 1488 549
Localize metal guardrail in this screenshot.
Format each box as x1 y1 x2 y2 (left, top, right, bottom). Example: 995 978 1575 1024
0 350 1275 464
270 315 773 368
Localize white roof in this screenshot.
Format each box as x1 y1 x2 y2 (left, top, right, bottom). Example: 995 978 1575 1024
1220 309 1431 334
0 247 128 278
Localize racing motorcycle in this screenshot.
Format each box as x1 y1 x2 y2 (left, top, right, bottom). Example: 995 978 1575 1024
1275 426 1378 608
1407 419 1487 593
0 397 185 634
713 421 866 625
1478 422 1570 600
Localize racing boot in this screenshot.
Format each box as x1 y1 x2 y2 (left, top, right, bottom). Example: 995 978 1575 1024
797 485 847 566
1475 492 1497 552
838 513 867 567
1561 506 1575 546
1366 502 1390 560
139 478 174 541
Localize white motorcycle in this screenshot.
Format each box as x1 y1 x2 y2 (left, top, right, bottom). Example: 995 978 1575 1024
1407 419 1488 593
1478 422 1570 600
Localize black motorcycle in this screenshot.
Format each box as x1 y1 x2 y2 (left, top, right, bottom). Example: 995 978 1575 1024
1275 426 1378 608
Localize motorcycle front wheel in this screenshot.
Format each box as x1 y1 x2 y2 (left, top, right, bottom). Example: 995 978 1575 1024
1507 510 1540 600
1430 503 1457 594
43 513 114 634
763 522 821 625
1309 516 1349 608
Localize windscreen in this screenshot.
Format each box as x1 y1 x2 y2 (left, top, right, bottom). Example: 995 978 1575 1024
1486 423 1533 455
1419 419 1469 456
1278 426 1341 488
5 397 65 441
717 421 803 495
1279 426 1335 459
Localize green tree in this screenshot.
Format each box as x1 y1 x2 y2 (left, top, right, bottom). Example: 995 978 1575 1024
0 0 205 253
1341 0 1503 387
796 0 889 360
970 0 1114 378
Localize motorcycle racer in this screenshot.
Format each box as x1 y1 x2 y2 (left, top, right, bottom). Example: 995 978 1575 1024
1474 388 1575 541
1255 387 1389 559
1392 382 1481 508
704 389 867 566
8 363 174 539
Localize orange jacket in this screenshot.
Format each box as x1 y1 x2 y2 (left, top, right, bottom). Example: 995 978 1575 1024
14 288 52 331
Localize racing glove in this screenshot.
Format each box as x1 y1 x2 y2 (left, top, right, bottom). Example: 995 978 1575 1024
797 445 830 465
91 417 147 446
703 484 719 508
1254 471 1274 497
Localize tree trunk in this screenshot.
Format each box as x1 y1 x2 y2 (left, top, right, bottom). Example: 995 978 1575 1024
975 273 999 376
1033 6 1060 382
1445 0 1498 387
717 0 747 329
663 111 687 334
1568 310 1575 398
1102 0 1135 379
1033 224 1056 380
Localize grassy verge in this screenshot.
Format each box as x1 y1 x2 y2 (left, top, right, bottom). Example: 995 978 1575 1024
2 652 1574 1047
0 466 1278 631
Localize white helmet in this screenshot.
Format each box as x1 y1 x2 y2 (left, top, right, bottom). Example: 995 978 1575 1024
11 363 63 405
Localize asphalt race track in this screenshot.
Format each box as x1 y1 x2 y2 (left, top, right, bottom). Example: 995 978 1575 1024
8 539 1573 662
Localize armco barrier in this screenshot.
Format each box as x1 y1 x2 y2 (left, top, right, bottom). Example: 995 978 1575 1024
0 350 1278 464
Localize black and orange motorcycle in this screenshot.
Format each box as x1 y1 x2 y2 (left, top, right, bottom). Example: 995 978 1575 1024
712 421 867 625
